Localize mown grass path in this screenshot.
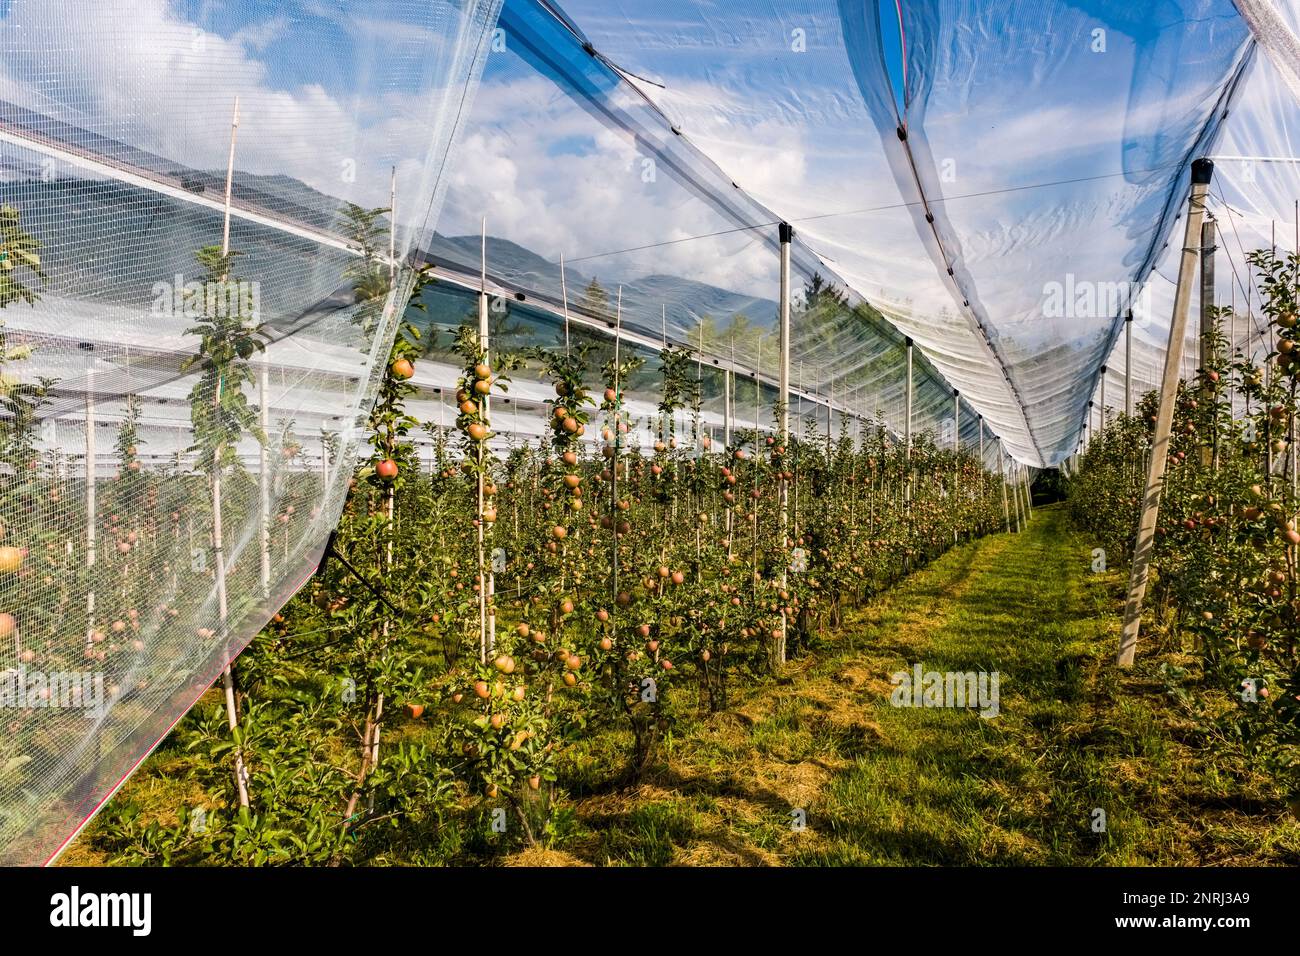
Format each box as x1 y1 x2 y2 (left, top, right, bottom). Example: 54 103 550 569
545 506 1299 866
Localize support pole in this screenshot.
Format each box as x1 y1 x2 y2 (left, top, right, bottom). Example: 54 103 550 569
1200 219 1216 374
1200 218 1217 469
1119 158 1214 666
998 442 1010 533
1010 458 1021 532
611 288 623 602
259 356 271 598
952 390 960 455
723 365 733 448
560 253 571 355
478 220 495 662
827 376 833 442
388 167 397 282
777 221 792 666
725 338 734 552
1124 310 1133 418
1099 367 1107 437
85 364 96 648
952 390 960 542
904 337 914 504
217 95 249 811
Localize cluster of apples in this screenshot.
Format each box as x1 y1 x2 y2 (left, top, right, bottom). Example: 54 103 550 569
374 357 417 480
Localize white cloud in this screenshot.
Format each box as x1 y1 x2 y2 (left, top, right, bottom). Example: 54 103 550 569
0 0 491 252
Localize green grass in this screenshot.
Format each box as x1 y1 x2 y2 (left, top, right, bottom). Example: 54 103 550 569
777 506 1299 866
563 506 1298 866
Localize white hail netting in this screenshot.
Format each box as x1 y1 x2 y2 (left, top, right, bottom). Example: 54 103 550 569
425 0 1002 468
0 0 502 865
3 0 1290 866
1094 0 1300 437
471 0 1288 466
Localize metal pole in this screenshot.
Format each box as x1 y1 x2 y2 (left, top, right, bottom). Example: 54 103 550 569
259 356 271 598
478 219 495 662
611 288 623 602
85 364 96 648
777 221 792 666
560 253 571 356
389 167 396 282
1119 158 1214 666
1200 219 1216 374
724 366 733 448
1124 311 1133 418
1099 367 1107 436
220 97 239 257
998 442 1010 533
1200 218 1217 468
1010 457 1021 532
827 376 833 442
904 337 914 503
217 95 249 810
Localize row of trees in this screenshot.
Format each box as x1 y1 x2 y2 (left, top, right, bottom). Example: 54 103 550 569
71 265 1027 863
1068 246 1300 812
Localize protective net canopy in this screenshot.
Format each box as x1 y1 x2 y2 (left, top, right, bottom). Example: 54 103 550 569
432 0 1295 468
0 0 502 865
3 0 1299 866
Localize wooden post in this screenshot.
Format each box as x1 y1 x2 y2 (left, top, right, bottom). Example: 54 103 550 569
1119 158 1214 666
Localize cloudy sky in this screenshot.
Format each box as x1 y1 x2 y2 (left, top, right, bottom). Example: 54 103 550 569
0 0 499 255
435 0 1281 462
0 0 1290 462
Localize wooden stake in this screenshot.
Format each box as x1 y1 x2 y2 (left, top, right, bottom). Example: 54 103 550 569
1119 159 1214 666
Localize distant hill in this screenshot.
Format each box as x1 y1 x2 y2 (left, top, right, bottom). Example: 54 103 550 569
423 236 778 330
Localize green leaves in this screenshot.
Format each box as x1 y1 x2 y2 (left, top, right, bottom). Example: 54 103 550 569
0 204 45 309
